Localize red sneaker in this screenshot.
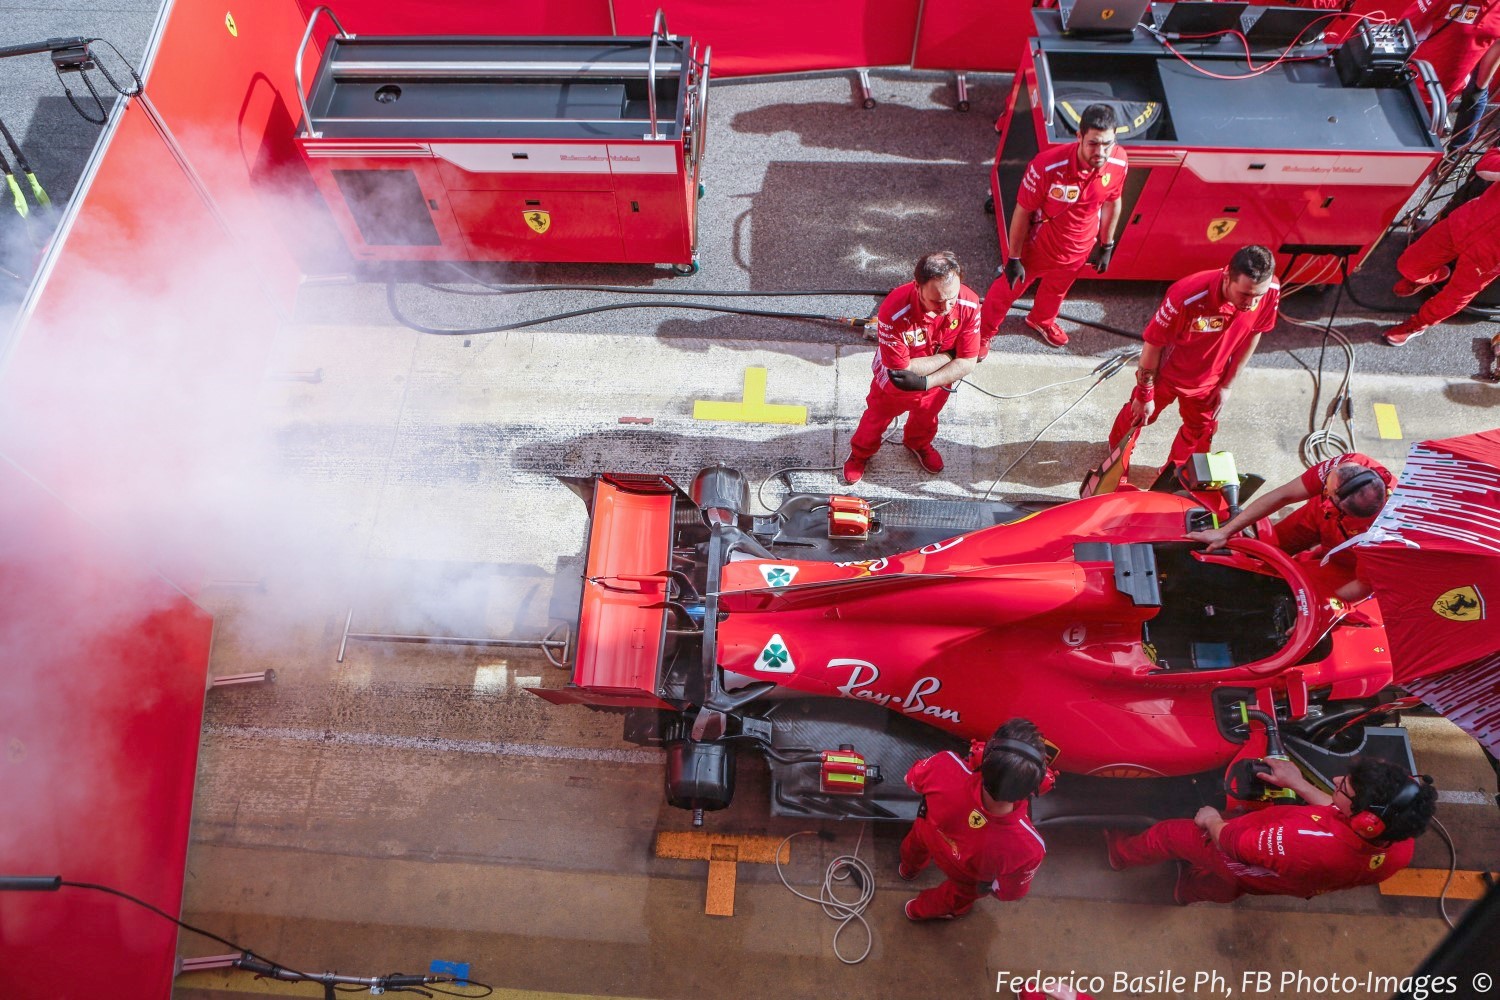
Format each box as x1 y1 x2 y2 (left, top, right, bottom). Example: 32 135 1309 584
906 443 944 474
1382 320 1429 347
1026 317 1069 347
1393 265 1451 297
842 455 867 485
904 898 955 921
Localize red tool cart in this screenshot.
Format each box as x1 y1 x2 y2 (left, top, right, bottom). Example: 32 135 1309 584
990 9 1444 283
295 8 709 273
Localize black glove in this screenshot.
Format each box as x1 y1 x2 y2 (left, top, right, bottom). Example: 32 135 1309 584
1090 241 1116 273
1003 257 1025 288
888 367 928 392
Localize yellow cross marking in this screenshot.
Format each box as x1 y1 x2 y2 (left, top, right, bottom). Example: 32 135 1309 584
655 830 792 916
1372 403 1403 440
693 367 807 425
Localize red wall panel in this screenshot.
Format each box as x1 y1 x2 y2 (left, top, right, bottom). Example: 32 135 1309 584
914 0 1035 71
0 463 214 1000
293 0 614 36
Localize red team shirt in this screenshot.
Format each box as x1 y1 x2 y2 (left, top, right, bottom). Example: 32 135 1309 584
1215 804 1414 898
1144 269 1282 393
871 281 981 392
1287 451 1396 552
904 747 1047 899
1403 0 1500 98
1015 145 1129 266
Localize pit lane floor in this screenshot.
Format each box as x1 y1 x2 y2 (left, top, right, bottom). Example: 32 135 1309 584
171 326 1499 1000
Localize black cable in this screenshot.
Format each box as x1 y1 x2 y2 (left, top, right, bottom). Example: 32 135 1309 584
56 63 107 124
444 263 888 298
1333 254 1419 317
426 983 495 998
386 282 869 335
84 37 143 96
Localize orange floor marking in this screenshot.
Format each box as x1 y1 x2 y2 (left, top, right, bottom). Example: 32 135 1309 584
1378 868 1491 900
655 831 791 916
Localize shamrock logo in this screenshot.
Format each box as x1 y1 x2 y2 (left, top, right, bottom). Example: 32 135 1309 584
759 564 798 588
755 633 795 673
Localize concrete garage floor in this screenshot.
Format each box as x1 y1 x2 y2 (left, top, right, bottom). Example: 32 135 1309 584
0 2 1495 994
174 62 1498 1000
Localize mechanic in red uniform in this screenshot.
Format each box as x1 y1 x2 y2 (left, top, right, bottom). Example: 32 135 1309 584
1106 245 1280 479
980 103 1127 350
1187 453 1392 599
899 718 1053 921
1384 148 1500 346
1106 756 1436 904
1402 0 1500 104
843 251 980 485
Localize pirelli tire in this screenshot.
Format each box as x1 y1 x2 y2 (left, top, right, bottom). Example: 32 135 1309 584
664 739 736 812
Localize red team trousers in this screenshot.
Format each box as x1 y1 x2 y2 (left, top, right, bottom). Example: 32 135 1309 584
1106 383 1224 471
847 383 951 461
1109 819 1243 904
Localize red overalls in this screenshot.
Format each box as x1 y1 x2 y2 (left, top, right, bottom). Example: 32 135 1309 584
979 145 1129 351
1395 150 1500 330
848 282 980 462
1107 269 1281 470
1111 805 1414 903
1270 452 1395 570
900 745 1048 919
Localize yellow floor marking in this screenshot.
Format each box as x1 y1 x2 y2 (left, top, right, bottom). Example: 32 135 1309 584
1372 403 1403 440
1378 867 1491 900
655 830 791 916
692 366 807 425
175 970 656 999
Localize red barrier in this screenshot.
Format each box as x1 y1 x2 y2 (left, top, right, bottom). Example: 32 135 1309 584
0 462 214 1000
293 0 614 36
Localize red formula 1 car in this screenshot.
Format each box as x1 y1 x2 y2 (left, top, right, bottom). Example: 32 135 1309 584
534 464 1418 823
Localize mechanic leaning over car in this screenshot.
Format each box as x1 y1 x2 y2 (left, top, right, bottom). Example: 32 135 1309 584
1108 244 1281 485
899 718 1053 921
979 101 1128 350
843 251 981 486
1105 756 1437 904
1187 452 1394 602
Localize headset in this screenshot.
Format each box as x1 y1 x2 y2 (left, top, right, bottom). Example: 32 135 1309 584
1348 773 1427 841
1323 465 1386 517
988 737 1056 797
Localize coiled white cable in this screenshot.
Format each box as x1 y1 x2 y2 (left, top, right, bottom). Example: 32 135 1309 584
774 826 876 964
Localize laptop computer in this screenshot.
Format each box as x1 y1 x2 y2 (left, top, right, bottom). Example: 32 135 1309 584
1241 5 1331 46
1153 1 1249 38
1061 0 1153 35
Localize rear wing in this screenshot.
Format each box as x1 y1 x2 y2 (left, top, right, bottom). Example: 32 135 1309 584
532 475 683 709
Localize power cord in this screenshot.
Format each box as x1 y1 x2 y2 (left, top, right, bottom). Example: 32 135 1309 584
1429 815 1460 930
774 827 876 964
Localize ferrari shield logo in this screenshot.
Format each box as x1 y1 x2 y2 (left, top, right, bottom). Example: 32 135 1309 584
1369 853 1386 870
759 564 798 588
1433 586 1485 622
968 809 988 829
1101 171 1112 186
1100 7 1115 18
1207 218 1237 242
225 12 238 36
755 633 796 673
524 210 551 235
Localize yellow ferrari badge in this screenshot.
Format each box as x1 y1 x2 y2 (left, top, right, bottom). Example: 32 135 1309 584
1101 172 1112 186
524 210 552 235
1433 585 1485 622
1207 218 1237 242
1369 853 1386 870
968 810 987 829
1100 7 1116 18
225 12 238 36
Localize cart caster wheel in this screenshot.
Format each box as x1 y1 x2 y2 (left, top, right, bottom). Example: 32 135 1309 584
862 97 877 110
957 100 971 113
697 182 705 200
671 261 700 277
984 196 995 215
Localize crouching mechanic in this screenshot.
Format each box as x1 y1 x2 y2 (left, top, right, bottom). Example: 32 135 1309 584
1108 245 1279 481
1187 453 1392 601
843 251 979 485
1384 148 1500 346
1106 756 1436 904
980 102 1127 350
899 718 1053 921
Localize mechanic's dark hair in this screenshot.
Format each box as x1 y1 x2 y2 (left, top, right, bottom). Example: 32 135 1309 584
981 718 1047 802
1228 245 1275 284
1335 464 1387 518
1079 103 1119 135
1348 757 1437 843
915 250 963 285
